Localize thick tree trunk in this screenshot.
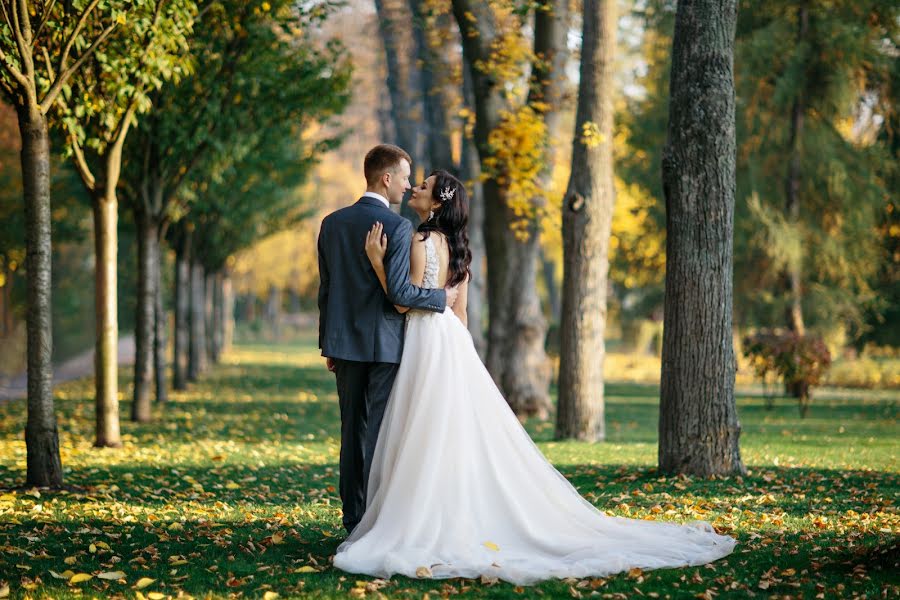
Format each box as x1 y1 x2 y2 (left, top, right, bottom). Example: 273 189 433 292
18 105 64 486
132 208 158 422
555 0 616 442
154 246 168 403
658 0 745 476
222 274 234 354
500 225 551 418
784 6 808 336
188 260 207 380
173 232 191 390
92 189 122 447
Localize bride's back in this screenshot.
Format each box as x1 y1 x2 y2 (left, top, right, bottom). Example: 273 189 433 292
421 231 450 289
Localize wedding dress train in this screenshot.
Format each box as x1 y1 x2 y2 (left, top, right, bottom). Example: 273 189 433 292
333 237 736 585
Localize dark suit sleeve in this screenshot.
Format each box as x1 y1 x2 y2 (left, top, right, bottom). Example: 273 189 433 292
317 220 329 350
384 219 447 312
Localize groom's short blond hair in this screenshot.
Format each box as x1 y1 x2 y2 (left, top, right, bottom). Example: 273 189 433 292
364 144 412 186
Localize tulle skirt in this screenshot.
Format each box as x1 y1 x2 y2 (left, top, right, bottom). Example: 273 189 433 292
333 308 736 585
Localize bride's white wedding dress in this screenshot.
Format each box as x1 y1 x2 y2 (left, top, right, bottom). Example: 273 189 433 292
333 237 736 585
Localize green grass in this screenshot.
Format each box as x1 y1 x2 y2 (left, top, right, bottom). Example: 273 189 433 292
0 333 897 599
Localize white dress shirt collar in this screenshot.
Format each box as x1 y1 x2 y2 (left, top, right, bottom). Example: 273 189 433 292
362 191 390 208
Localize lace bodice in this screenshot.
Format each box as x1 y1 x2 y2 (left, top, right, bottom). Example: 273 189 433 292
422 235 440 289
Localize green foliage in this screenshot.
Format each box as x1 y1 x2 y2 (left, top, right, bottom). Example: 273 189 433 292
163 0 350 270
743 331 833 416
54 0 197 166
621 0 899 341
0 336 896 598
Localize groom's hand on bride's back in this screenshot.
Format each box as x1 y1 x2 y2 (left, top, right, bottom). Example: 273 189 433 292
445 285 459 308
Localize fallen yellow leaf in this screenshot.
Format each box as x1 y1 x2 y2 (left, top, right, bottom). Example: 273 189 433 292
69 573 93 584
293 566 317 573
263 592 279 600
134 577 156 589
483 541 500 552
271 532 284 544
98 571 126 580
63 556 77 565
0 583 8 598
147 593 165 600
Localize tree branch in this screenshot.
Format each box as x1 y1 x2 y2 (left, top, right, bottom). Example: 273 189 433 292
67 125 96 192
33 0 58 43
9 0 32 81
0 43 29 90
41 21 116 111
56 0 101 75
40 44 55 81
17 0 33 47
0 1 14 31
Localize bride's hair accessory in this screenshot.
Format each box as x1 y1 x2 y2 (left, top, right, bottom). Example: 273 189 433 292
428 209 435 220
439 186 456 203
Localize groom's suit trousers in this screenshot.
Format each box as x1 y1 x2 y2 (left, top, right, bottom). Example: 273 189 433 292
333 358 400 533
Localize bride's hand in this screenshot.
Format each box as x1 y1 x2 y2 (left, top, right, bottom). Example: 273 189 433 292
365 222 387 265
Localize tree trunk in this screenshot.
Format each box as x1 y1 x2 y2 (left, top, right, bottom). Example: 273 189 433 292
222 273 234 354
500 224 551 418
555 0 616 442
210 272 224 363
2 262 12 338
410 0 455 172
154 244 169 403
18 105 64 486
784 6 808 336
173 231 191 390
462 130 487 358
92 189 122 447
132 208 157 422
205 271 216 363
374 0 418 157
188 260 207 380
541 250 561 324
658 0 744 476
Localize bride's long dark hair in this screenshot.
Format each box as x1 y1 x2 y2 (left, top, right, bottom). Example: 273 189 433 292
417 170 472 288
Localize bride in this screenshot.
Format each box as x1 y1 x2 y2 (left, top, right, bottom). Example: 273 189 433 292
332 170 736 585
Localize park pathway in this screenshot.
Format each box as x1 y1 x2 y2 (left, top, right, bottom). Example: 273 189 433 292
0 335 135 401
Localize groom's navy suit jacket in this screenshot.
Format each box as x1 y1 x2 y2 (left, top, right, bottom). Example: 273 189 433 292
317 196 446 363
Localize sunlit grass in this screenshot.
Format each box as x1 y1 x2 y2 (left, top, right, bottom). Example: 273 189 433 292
0 333 897 599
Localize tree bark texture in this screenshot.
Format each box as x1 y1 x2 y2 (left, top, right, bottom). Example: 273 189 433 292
18 105 64 486
222 274 234 354
205 272 216 363
174 231 191 389
92 191 122 447
154 250 169 403
658 0 745 476
188 260 207 380
555 0 616 442
132 208 158 422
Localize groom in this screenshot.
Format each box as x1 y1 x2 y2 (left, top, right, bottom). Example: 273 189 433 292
317 144 457 533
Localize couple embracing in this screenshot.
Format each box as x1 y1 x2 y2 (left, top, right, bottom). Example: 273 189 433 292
316 144 735 585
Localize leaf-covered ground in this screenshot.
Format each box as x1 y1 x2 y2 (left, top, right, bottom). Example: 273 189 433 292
1 334 897 599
